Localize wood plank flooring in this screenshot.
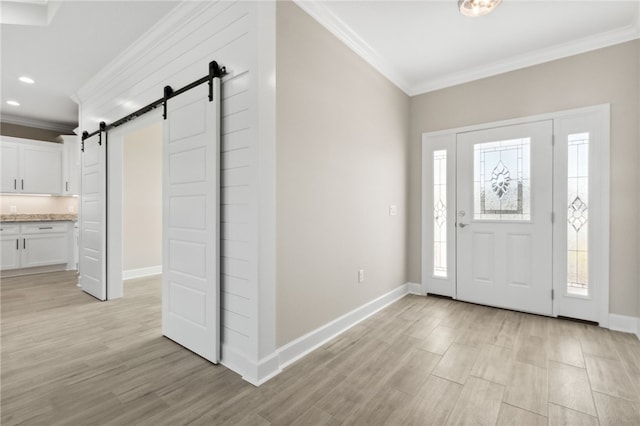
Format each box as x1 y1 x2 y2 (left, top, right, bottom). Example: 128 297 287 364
2 271 640 425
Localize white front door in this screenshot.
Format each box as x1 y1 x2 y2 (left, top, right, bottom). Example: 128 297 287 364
80 133 107 301
162 79 220 363
456 121 553 315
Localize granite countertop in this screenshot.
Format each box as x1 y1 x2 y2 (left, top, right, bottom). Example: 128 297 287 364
0 214 78 223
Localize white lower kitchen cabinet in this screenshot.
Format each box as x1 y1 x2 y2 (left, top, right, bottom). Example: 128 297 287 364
0 224 20 270
0 221 74 277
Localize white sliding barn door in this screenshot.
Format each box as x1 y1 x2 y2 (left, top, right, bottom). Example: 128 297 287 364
80 133 107 301
162 80 220 362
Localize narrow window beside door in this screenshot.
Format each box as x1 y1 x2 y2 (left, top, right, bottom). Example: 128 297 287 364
433 150 447 277
567 133 589 296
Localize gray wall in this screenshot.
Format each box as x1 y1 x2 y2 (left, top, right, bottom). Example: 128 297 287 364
0 122 66 142
276 1 410 346
409 40 640 317
122 122 162 272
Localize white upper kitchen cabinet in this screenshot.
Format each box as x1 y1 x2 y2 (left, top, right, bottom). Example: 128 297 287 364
59 135 80 195
0 136 64 195
0 142 19 193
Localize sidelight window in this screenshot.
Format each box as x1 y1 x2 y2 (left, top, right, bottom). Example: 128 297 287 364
567 133 589 296
433 150 447 277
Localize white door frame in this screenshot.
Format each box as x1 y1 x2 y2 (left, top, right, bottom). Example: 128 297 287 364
421 104 610 327
106 110 164 300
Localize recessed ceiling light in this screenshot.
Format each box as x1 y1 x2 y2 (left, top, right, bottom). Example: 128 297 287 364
6 100 20 106
19 76 35 84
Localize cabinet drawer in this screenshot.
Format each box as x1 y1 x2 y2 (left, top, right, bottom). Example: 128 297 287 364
20 222 69 234
0 224 20 235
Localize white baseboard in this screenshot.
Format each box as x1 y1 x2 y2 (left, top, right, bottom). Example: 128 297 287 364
277 283 409 372
408 282 424 295
227 283 411 386
122 265 162 281
609 313 640 338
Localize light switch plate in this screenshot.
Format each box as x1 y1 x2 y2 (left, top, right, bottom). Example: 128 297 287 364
389 205 397 216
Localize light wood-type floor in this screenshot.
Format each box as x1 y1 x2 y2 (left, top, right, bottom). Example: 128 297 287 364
2 271 640 425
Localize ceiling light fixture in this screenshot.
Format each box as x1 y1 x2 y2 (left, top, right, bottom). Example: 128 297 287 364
6 100 20 106
458 0 502 17
19 76 35 84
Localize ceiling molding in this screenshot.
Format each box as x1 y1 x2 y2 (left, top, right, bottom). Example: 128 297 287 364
294 0 640 98
292 0 412 95
410 23 640 96
0 113 76 134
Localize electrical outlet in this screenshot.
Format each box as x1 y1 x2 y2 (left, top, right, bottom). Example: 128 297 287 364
9 205 17 214
358 269 365 283
389 204 397 216
68 205 74 213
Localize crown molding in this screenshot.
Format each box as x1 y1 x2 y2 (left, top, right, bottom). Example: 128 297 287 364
410 22 640 96
0 113 76 134
75 1 207 103
292 0 412 95
293 0 640 98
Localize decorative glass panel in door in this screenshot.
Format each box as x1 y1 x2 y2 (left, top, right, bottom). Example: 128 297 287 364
474 138 531 221
457 121 553 315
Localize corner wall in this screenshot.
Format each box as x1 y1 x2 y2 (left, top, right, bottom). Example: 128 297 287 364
76 0 276 384
276 1 410 346
409 40 640 318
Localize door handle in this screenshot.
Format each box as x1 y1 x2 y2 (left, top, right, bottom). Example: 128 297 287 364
23 239 26 249
21 179 24 190
16 239 19 250
459 222 469 228
13 179 16 190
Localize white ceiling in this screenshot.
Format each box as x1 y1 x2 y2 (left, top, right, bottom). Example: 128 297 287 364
296 0 640 95
1 1 639 132
0 1 179 132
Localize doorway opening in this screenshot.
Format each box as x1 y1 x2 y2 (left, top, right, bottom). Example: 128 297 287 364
122 122 163 285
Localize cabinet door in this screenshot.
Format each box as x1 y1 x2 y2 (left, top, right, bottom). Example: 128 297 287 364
61 136 80 195
21 144 64 194
0 142 19 193
0 236 20 269
21 233 68 268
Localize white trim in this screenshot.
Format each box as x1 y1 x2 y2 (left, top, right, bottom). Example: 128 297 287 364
408 282 424 295
292 0 412 95
232 283 410 385
122 265 162 281
412 25 640 96
255 0 279 364
0 113 76 134
423 104 611 138
220 347 282 387
292 0 640 96
277 283 409 371
609 314 640 337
